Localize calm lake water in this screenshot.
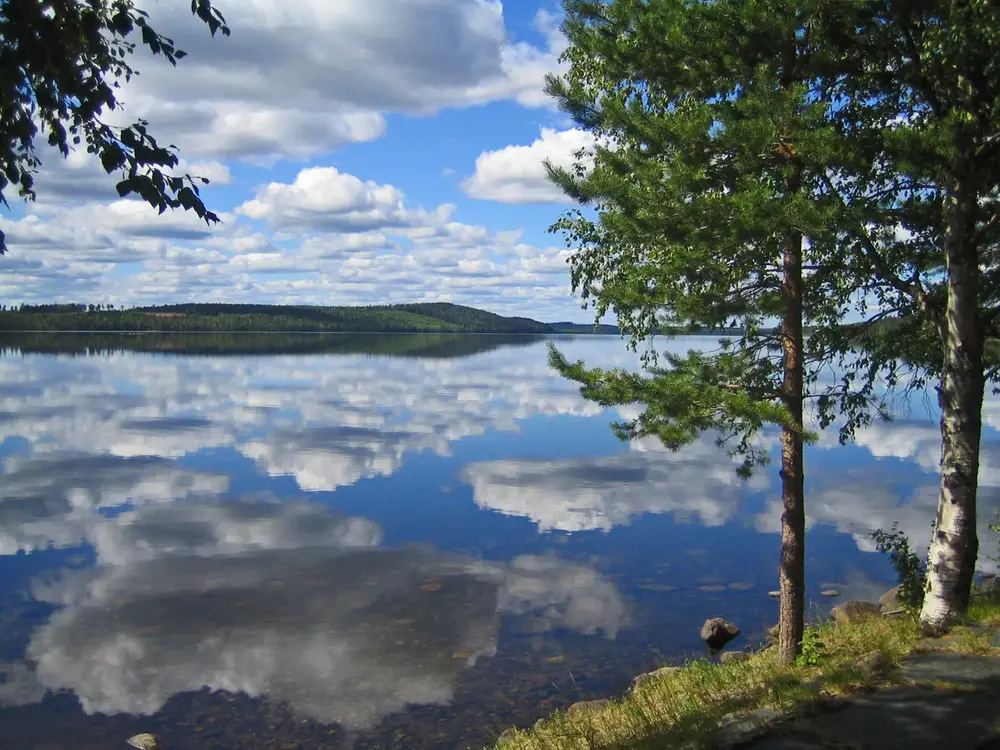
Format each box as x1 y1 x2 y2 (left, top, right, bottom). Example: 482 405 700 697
0 332 998 750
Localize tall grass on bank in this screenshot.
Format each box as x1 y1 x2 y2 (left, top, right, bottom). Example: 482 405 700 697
492 615 923 750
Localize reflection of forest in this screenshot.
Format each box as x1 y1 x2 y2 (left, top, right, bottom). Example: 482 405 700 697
0 332 546 358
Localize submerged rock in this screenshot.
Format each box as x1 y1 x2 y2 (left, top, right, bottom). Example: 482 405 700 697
127 735 161 750
701 617 741 651
831 600 880 625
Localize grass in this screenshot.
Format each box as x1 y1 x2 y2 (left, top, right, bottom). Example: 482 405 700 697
490 590 1000 750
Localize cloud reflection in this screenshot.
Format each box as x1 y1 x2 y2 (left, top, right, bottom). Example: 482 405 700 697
6 493 625 729
461 434 768 532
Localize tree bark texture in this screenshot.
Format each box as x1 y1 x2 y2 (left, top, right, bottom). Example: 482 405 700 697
920 176 984 634
778 227 806 665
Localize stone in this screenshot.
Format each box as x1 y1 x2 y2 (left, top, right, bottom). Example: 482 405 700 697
831 600 880 625
820 589 841 597
768 590 781 598
701 617 741 651
767 624 781 641
631 666 681 690
719 650 749 664
714 707 788 745
567 699 609 716
855 650 895 679
878 584 904 612
127 735 161 750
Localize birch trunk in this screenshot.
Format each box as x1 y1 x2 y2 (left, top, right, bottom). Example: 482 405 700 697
778 228 806 665
919 178 984 634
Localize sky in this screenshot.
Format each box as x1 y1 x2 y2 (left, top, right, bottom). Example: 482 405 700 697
0 0 602 322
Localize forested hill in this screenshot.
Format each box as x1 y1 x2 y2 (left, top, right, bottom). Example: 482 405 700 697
0 302 557 334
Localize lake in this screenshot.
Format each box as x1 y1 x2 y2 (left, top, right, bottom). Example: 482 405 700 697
0 333 997 750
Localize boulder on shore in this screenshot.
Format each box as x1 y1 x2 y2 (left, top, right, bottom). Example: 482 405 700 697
701 617 741 652
831 600 880 625
567 699 610 716
719 650 748 664
631 666 681 690
878 585 904 612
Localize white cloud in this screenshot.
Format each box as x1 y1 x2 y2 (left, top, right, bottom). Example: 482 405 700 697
100 1 566 162
237 167 447 233
2 160 589 320
462 127 595 204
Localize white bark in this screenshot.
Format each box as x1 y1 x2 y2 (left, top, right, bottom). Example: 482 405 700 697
919 179 984 634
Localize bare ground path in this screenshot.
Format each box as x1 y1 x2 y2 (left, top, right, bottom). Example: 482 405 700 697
739 629 1000 750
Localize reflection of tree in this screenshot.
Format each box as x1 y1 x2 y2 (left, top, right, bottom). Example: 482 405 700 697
0 332 545 359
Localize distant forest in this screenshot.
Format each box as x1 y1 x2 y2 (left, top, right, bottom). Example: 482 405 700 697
0 302 558 334
0 302 760 336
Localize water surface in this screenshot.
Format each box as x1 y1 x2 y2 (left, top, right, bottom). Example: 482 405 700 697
0 332 997 750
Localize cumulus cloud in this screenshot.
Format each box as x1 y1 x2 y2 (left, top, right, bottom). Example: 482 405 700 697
462 127 595 204
1 158 586 320
237 167 450 233
0 1 583 319
99 1 566 162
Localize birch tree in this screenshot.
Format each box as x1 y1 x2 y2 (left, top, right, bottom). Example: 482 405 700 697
827 0 1000 632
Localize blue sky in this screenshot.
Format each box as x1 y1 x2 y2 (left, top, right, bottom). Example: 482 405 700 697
0 0 601 321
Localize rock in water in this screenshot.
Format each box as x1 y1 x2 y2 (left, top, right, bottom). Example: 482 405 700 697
830 600 880 625
127 735 161 750
701 617 741 652
820 589 841 597
878 584 904 611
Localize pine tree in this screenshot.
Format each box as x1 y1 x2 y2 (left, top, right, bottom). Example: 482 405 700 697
544 0 904 663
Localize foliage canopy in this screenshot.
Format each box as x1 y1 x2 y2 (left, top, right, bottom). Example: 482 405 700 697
0 0 231 254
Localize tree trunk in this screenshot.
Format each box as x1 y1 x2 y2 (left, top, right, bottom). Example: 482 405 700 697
920 178 984 634
778 226 806 665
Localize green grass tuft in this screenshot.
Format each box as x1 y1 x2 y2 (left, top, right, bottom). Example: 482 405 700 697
491 615 919 750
